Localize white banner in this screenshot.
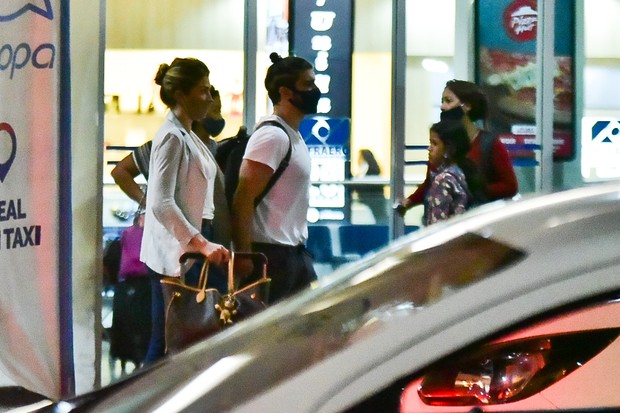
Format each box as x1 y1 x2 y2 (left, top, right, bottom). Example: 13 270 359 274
0 0 71 398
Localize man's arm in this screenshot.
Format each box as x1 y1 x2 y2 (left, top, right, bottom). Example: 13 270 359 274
111 154 144 205
231 159 274 251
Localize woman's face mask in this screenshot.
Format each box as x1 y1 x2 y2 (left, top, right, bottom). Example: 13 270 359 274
440 105 465 122
290 86 321 114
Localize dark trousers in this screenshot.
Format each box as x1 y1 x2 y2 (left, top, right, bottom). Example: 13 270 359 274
144 270 165 364
248 243 317 304
110 277 151 366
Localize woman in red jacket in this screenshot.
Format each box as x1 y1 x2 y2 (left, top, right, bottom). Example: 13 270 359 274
397 80 518 215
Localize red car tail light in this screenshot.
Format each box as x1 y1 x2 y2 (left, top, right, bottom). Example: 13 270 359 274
416 329 619 406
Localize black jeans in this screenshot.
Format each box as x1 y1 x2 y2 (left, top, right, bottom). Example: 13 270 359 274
248 243 317 304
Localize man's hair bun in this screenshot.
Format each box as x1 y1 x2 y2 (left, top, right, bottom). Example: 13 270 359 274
269 52 283 64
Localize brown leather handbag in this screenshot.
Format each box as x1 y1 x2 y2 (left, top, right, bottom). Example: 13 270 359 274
161 251 270 354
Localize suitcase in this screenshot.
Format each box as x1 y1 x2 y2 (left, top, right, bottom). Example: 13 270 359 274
109 277 152 367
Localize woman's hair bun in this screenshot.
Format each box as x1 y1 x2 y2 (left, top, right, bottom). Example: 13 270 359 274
269 52 283 64
154 63 170 85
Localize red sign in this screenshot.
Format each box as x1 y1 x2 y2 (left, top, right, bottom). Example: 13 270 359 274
503 0 538 42
499 130 573 160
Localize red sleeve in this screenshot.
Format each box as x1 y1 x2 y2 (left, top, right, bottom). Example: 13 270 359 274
487 139 518 200
406 166 431 206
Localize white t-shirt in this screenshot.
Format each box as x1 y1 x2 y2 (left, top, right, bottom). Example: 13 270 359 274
243 115 311 245
188 130 217 220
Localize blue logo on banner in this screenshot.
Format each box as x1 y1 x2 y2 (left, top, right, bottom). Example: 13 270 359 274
301 117 350 146
592 120 620 144
0 0 54 22
0 0 56 80
0 123 17 183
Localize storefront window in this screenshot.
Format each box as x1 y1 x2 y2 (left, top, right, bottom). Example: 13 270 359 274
103 0 245 233
581 0 620 182
401 0 457 226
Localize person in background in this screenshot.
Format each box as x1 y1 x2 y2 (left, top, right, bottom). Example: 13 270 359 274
396 79 517 215
140 58 230 363
351 149 389 224
231 53 320 304
110 85 226 207
423 119 485 225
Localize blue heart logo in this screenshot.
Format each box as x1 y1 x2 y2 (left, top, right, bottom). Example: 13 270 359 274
0 123 17 183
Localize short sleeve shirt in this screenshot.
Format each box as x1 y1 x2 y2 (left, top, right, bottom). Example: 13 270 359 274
243 115 312 245
132 141 152 179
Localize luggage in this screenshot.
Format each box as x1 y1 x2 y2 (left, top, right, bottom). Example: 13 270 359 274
109 276 152 367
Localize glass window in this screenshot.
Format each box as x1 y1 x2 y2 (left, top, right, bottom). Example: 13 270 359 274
581 0 620 182
102 0 246 230
402 1 457 227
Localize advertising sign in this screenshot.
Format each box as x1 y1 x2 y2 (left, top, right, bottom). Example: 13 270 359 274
300 117 350 222
475 0 575 161
290 0 353 119
0 0 72 398
290 1 353 221
581 118 620 181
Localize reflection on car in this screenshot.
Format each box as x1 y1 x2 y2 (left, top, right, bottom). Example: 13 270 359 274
39 182 620 412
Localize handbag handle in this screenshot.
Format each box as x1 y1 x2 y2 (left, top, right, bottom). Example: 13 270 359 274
228 251 235 294
227 252 268 293
179 252 209 303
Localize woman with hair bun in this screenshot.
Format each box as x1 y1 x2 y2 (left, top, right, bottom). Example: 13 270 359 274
231 52 321 304
141 57 230 362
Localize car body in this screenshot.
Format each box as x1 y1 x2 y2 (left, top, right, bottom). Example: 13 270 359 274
39 182 620 412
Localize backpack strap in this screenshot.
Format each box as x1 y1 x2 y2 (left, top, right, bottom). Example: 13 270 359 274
253 120 292 207
478 130 496 179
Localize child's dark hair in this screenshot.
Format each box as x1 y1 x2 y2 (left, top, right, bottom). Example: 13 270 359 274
154 58 210 108
264 53 312 104
431 120 487 203
445 79 488 122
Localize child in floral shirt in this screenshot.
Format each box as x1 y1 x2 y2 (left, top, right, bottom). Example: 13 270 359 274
423 120 485 225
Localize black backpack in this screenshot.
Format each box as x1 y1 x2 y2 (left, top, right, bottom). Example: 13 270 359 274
215 120 291 209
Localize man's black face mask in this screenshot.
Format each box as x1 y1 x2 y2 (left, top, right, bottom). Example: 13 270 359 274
290 86 321 114
201 117 226 137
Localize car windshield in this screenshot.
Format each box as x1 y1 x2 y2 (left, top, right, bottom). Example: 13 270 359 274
86 232 525 412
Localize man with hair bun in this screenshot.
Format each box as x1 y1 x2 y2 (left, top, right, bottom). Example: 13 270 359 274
231 53 321 304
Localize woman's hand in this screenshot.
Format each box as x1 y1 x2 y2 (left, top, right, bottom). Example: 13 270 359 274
187 234 230 266
203 241 230 266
